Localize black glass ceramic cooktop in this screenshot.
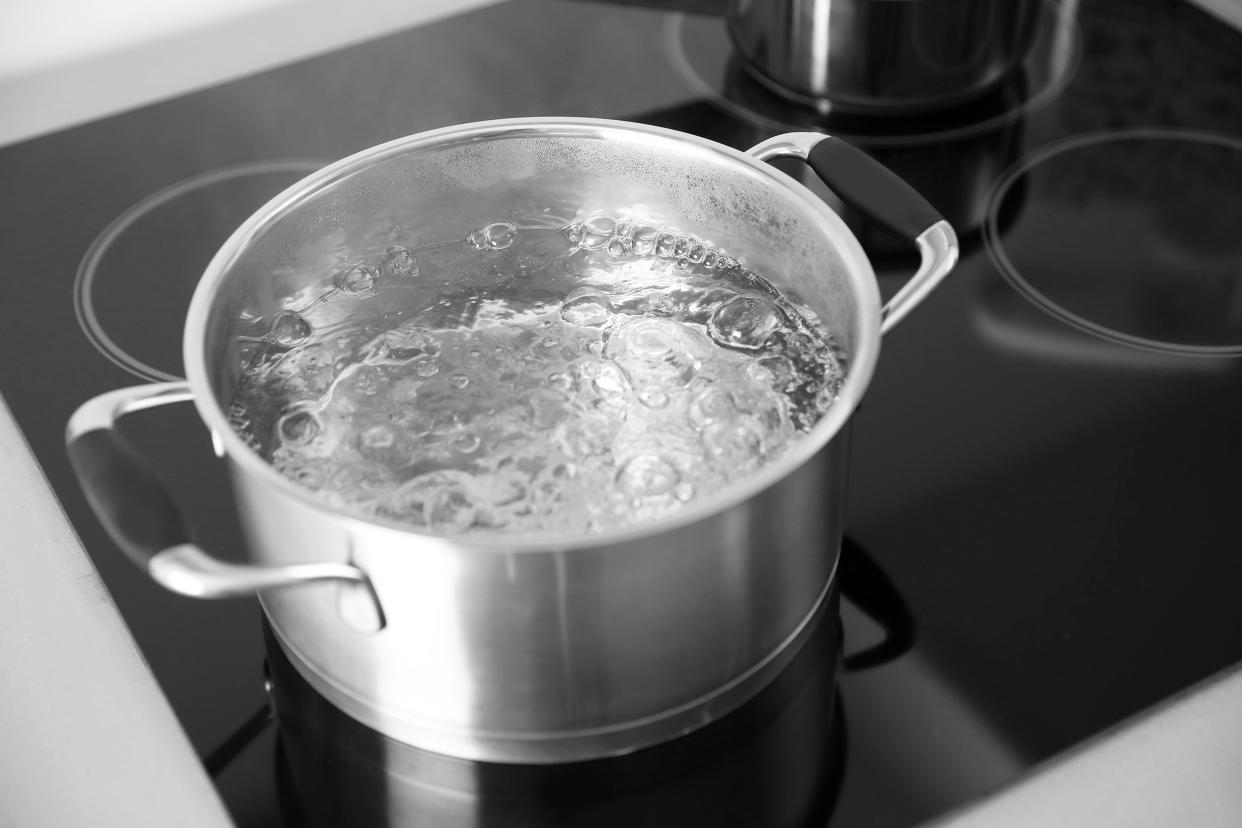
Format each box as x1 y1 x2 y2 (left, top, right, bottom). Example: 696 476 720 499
1 0 1241 825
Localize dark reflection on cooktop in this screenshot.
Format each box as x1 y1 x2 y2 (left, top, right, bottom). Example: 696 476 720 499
984 128 1242 356
267 599 847 828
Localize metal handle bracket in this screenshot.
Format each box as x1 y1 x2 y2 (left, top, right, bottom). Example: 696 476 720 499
66 382 385 632
747 132 959 334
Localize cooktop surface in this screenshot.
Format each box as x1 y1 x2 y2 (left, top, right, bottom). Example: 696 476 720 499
2 0 1241 825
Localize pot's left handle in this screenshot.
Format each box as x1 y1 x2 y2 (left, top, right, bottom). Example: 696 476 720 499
747 132 959 334
65 382 385 632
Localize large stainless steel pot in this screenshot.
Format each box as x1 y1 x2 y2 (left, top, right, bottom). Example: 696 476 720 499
67 118 956 763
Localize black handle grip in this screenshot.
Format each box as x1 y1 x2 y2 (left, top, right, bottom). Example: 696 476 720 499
807 136 944 242
67 427 191 571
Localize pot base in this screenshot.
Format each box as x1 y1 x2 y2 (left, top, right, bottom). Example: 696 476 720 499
266 591 847 826
265 575 840 764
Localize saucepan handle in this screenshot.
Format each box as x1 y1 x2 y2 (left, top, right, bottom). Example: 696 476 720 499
747 132 959 334
65 382 385 632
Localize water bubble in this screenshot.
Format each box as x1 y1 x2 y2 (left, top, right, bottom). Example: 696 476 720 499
672 236 691 258
655 233 677 258
450 431 481 454
717 256 739 270
687 244 707 264
561 290 612 327
580 215 616 249
271 312 312 348
617 454 680 497
449 373 471 390
702 250 718 268
621 320 674 358
632 225 660 255
676 257 690 269
337 264 378 294
708 296 784 351
637 386 669 408
702 419 764 463
414 356 440 377
479 221 518 250
278 409 320 446
606 317 699 387
355 424 411 468
688 386 737 428
383 247 419 276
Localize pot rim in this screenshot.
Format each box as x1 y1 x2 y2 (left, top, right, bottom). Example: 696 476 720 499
184 116 882 552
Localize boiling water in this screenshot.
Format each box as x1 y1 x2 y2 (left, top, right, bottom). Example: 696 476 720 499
229 217 845 536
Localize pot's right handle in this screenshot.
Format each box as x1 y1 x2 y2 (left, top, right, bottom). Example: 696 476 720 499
747 132 959 333
66 382 385 632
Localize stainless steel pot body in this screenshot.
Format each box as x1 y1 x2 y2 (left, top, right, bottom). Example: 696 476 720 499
239 416 850 762
67 118 956 763
729 0 1042 111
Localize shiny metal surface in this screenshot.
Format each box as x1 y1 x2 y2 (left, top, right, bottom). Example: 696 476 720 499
267 588 846 828
196 117 880 762
74 117 952 762
728 0 1041 111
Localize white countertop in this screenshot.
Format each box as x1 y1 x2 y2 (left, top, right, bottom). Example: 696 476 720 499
3 0 1242 825
0 0 498 148
0 395 233 826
